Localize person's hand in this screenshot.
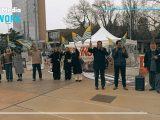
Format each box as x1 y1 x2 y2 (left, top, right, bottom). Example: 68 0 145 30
153 56 158 60
115 45 118 51
122 46 126 53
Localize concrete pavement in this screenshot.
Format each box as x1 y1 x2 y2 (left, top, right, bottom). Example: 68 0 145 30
0 68 159 120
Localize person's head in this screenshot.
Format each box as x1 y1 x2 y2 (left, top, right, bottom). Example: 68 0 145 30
72 48 76 52
97 41 102 49
5 48 11 54
65 47 70 52
32 43 37 51
54 48 58 52
150 41 157 50
116 40 122 48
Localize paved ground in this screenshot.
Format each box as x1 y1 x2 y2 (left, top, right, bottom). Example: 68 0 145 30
0 68 159 120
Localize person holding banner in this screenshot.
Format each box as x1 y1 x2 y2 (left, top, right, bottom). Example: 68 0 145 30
112 40 128 90
144 41 159 91
63 47 72 80
29 43 43 81
88 41 109 90
71 48 83 82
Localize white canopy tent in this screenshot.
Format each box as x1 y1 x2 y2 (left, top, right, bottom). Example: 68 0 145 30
66 26 137 47
85 26 121 44
66 27 121 47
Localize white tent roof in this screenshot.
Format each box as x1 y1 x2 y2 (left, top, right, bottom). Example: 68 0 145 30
85 26 121 43
65 27 136 47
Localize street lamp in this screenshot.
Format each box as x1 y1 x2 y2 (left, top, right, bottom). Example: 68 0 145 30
25 0 29 40
129 0 132 40
5 22 11 45
34 0 39 47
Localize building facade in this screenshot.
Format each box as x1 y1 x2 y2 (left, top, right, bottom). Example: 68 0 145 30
12 0 46 42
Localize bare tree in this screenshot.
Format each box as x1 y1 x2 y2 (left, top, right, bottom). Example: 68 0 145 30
64 0 92 29
92 0 118 29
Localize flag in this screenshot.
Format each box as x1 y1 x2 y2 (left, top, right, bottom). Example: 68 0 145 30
121 32 127 44
122 32 128 39
45 32 48 43
107 37 114 46
72 32 82 43
60 36 66 44
82 25 92 43
7 34 10 44
16 39 32 49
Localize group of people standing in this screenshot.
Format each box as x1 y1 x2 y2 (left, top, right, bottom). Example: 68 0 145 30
0 48 24 82
88 40 128 90
49 47 83 82
89 40 160 94
0 40 160 94
0 43 83 83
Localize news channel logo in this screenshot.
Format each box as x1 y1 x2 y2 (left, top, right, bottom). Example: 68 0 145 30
0 7 21 23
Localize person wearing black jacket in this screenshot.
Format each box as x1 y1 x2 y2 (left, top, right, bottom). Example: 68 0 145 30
63 47 72 80
88 41 109 90
72 48 83 82
112 40 128 90
144 41 159 91
49 48 62 80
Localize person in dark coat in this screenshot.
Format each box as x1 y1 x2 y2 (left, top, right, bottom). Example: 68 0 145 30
112 40 128 90
0 54 3 83
72 48 83 82
63 47 72 80
88 41 109 90
144 41 159 91
155 49 160 93
49 48 62 80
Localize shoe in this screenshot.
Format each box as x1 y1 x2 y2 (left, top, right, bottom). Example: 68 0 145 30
0 81 1 83
149 88 155 91
39 78 43 81
123 87 128 90
102 87 105 90
33 79 36 81
157 91 160 94
78 80 82 82
17 79 21 81
75 80 78 82
113 87 118 90
96 87 99 90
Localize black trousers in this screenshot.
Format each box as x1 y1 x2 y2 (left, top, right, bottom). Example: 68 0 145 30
65 68 72 80
114 65 126 87
52 63 61 80
94 68 105 88
0 74 1 80
149 71 156 89
32 64 42 80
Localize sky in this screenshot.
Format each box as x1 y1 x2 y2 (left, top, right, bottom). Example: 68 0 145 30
0 0 121 33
